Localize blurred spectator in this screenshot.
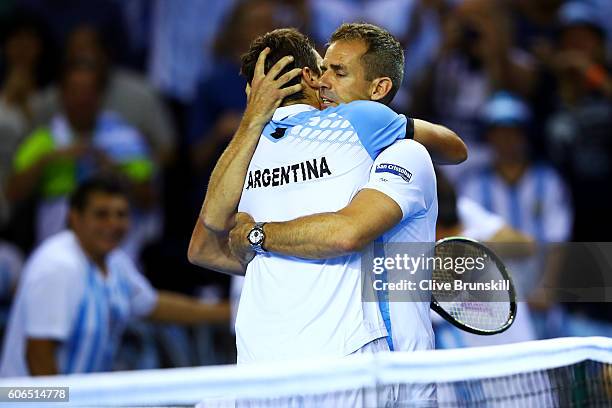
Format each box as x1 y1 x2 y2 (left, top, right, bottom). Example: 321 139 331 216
506 0 564 156
437 171 533 246
5 59 157 259
545 1 612 329
0 239 23 344
461 92 573 244
148 0 238 103
308 0 438 110
546 1 612 241
0 11 55 229
276 0 312 32
309 0 418 48
461 92 573 338
114 0 153 71
435 169 536 348
589 0 612 55
0 241 23 302
177 0 279 328
508 0 562 58
391 0 447 111
0 177 229 376
186 0 278 227
412 0 536 181
33 25 177 167
17 0 129 66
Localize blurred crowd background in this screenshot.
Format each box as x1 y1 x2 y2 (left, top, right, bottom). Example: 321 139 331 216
0 0 611 373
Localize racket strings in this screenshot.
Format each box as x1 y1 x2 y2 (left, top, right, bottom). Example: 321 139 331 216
433 241 513 332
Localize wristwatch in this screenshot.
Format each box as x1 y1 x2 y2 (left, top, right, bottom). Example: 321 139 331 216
247 222 267 254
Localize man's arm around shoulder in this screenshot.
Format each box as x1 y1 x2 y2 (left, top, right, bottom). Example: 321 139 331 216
413 119 467 165
229 140 434 261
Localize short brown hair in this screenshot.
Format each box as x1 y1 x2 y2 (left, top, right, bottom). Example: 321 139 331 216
240 28 319 104
330 23 404 105
70 175 128 212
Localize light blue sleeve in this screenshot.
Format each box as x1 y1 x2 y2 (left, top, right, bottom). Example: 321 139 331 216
363 139 436 221
337 101 407 159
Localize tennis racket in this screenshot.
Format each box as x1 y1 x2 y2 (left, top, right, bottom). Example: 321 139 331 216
430 237 517 335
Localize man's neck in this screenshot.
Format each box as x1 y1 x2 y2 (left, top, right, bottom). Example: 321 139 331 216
280 98 318 109
75 236 109 275
495 162 528 185
280 89 320 110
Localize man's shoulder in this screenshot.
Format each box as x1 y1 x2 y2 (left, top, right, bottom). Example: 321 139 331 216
379 139 432 164
24 231 82 278
278 101 399 129
332 101 398 125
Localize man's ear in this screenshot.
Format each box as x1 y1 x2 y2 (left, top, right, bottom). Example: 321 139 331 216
370 77 393 102
302 67 320 89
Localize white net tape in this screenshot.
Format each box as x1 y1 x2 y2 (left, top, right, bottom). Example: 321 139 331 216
1 337 611 407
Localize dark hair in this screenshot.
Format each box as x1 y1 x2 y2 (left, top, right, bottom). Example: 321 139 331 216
330 23 404 105
69 176 128 212
240 28 319 104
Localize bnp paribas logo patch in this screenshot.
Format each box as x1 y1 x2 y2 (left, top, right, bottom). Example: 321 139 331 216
375 163 412 182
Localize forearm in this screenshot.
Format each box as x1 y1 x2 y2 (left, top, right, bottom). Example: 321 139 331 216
488 226 536 257
188 214 245 275
26 339 58 376
237 190 402 260
413 119 467 165
201 118 265 232
148 291 231 325
264 213 358 259
490 226 534 245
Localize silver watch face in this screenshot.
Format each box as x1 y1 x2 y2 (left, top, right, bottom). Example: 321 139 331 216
248 228 264 245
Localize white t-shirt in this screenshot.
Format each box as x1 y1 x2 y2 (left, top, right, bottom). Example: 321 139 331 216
236 101 410 363
230 140 438 355
0 231 158 377
363 139 438 353
457 196 505 241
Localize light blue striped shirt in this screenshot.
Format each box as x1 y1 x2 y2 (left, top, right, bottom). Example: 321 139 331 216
461 164 573 243
0 231 157 376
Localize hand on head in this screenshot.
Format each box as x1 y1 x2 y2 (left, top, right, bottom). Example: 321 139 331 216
243 48 304 127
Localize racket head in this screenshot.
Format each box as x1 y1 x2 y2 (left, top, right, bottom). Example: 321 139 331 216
430 237 517 335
